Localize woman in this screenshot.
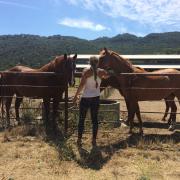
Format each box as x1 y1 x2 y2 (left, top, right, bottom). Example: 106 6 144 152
73 56 109 146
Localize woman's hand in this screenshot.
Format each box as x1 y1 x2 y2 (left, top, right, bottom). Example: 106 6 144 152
72 95 79 105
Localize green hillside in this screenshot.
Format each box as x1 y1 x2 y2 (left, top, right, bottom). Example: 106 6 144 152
0 32 180 70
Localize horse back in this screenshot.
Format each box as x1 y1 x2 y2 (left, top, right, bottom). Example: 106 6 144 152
8 65 35 72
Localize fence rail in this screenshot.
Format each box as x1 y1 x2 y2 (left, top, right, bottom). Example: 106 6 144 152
0 71 180 133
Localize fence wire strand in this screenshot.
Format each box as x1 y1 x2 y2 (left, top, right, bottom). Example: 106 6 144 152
1 71 180 132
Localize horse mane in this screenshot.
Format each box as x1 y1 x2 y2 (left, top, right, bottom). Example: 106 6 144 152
109 50 134 72
39 55 64 72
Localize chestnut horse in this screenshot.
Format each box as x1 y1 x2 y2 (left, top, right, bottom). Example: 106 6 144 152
100 69 176 129
1 54 77 135
99 48 179 134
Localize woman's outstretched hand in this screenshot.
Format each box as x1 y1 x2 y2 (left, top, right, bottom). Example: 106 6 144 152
72 95 79 105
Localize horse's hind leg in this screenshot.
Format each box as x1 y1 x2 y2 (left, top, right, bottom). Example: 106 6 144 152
166 94 176 125
168 99 177 131
15 96 23 125
168 93 178 131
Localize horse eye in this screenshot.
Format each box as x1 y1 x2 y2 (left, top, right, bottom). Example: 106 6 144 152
103 58 108 62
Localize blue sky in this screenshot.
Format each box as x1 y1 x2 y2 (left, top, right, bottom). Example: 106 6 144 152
0 0 180 40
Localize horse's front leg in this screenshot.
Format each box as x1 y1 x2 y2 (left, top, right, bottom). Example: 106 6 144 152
5 96 13 128
124 97 130 125
52 95 63 135
125 98 143 134
43 98 50 134
15 96 23 125
135 103 143 134
127 99 139 134
161 98 170 121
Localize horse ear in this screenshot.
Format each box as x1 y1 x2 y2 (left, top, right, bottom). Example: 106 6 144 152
104 47 108 54
64 53 67 60
73 54 77 60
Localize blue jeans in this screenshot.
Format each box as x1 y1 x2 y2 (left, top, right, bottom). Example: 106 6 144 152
78 96 100 139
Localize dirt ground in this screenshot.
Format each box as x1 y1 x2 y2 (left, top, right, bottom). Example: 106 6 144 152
0 89 180 180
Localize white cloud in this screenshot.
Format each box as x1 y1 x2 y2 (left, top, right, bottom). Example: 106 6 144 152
67 0 96 9
65 0 180 29
58 17 110 31
0 0 39 10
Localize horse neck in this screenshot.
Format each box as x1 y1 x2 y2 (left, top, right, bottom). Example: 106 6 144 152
39 56 64 72
112 55 134 73
38 64 52 72
38 63 53 72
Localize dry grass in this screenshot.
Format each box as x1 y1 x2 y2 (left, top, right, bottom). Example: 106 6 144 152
0 89 180 180
0 124 179 180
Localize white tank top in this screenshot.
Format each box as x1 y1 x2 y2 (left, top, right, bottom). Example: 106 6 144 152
82 69 102 98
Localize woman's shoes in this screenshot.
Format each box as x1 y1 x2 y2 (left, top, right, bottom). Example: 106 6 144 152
77 138 82 147
77 138 97 147
92 138 97 147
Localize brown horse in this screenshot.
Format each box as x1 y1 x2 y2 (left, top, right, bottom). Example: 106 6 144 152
1 54 77 135
99 48 179 134
100 69 176 128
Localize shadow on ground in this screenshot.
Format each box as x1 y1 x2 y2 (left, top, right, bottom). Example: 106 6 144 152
134 121 180 130
71 129 180 170
1 122 179 171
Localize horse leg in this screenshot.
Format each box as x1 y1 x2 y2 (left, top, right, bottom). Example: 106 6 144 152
168 96 177 131
0 97 6 128
127 100 137 134
170 91 180 131
43 98 50 135
52 98 59 135
135 102 143 134
5 96 13 128
123 92 143 134
52 98 60 136
124 98 130 125
162 98 170 121
15 96 23 125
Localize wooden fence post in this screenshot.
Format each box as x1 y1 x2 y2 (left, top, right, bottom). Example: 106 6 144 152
64 80 68 134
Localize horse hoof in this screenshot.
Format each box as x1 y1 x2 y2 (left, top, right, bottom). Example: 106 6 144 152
128 130 133 134
168 124 176 131
7 126 13 132
167 120 171 126
17 122 21 126
139 130 144 136
124 120 130 126
77 139 82 147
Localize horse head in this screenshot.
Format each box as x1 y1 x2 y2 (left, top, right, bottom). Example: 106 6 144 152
98 48 113 70
54 53 77 87
66 53 77 87
99 48 133 73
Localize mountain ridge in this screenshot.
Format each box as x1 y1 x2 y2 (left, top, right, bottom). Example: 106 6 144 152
0 32 180 70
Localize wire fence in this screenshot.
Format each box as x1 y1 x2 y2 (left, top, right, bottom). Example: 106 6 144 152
0 71 180 133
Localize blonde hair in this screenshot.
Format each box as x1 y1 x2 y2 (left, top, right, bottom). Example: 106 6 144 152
89 56 99 88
